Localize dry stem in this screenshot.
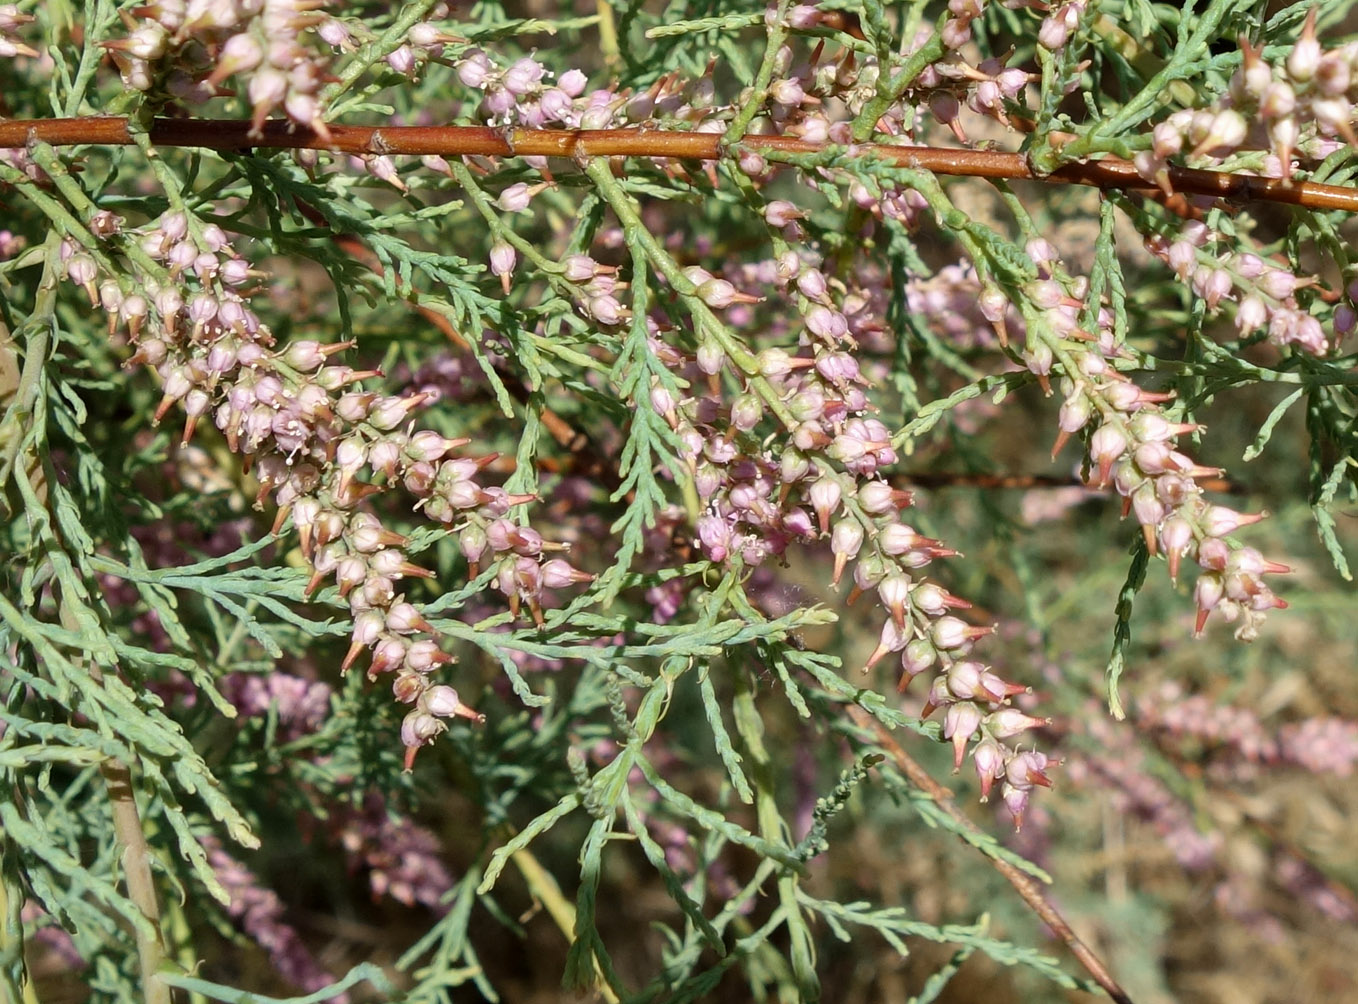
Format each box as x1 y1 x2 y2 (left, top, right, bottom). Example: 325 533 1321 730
0 117 1355 213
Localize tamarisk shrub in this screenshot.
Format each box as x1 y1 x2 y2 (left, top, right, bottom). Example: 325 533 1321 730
1 1 1357 1002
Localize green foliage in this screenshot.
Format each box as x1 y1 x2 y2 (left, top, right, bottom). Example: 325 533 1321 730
1 2 1356 1003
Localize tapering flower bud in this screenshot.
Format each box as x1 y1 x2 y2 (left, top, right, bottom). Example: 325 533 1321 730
943 702 984 770
489 241 516 292
829 520 864 585
808 477 842 533
984 708 1049 739
973 737 1005 800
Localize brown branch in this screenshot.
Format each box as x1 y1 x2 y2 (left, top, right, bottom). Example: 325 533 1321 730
0 117 1356 213
845 704 1136 1004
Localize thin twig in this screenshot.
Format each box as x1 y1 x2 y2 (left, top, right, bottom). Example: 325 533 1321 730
0 117 1355 213
845 704 1136 1004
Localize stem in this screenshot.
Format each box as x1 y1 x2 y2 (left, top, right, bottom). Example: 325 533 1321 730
89 711 172 1004
0 117 1353 213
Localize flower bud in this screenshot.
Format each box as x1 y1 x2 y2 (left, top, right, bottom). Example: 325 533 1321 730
1286 16 1321 82
696 278 738 308
796 269 828 300
401 710 443 748
542 558 593 590
808 477 842 533
1202 505 1265 538
984 708 1049 739
1006 750 1053 789
863 618 910 672
764 200 803 228
423 685 462 718
943 702 984 770
489 241 516 292
730 393 763 431
898 638 936 688
1159 515 1195 582
1089 423 1129 486
696 339 725 375
931 615 973 651
972 737 1005 800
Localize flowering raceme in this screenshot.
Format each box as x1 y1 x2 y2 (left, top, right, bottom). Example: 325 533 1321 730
59 207 600 765
979 238 1293 642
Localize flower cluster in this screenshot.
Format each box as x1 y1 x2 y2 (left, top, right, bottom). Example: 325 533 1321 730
64 208 591 763
203 791 457 999
1037 0 1088 52
336 793 456 913
990 240 1291 641
647 245 1053 825
717 19 1034 154
1138 681 1358 777
1133 11 1356 184
454 47 594 129
1148 219 1342 355
105 0 337 137
219 674 452 986
1048 685 1358 938
220 671 332 742
448 35 745 139
558 250 631 328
